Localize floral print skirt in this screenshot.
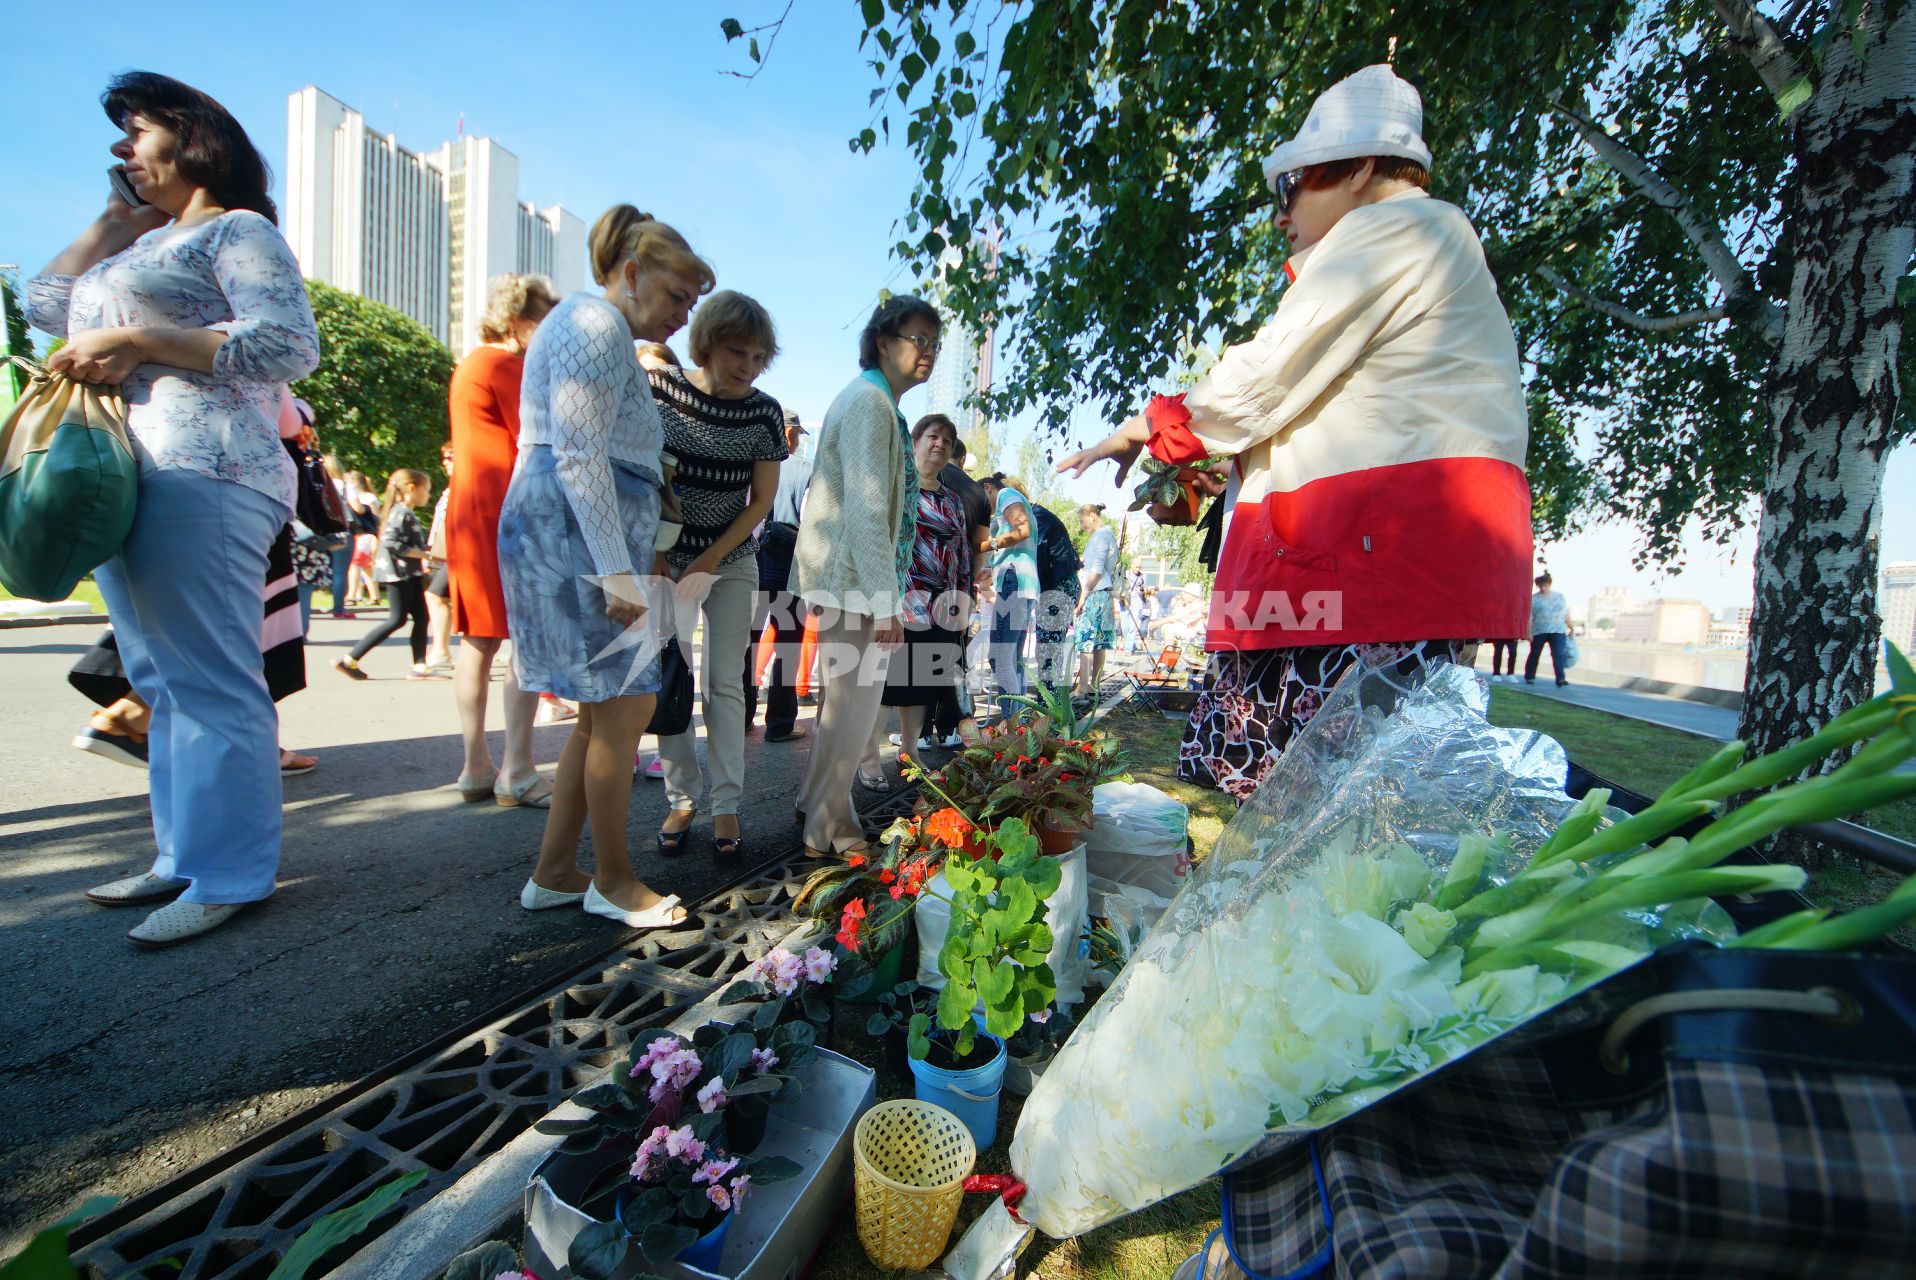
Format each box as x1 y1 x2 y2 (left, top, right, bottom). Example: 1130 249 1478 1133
498 445 664 703
1075 587 1116 653
1178 640 1476 802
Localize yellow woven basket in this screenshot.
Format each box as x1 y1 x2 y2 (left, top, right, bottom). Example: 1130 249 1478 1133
853 1099 978 1270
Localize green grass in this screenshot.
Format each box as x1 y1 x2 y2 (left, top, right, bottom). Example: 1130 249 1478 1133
1483 686 1914 938
0 577 105 611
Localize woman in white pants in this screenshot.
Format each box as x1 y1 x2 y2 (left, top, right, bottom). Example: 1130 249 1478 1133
791 296 941 856
647 292 789 862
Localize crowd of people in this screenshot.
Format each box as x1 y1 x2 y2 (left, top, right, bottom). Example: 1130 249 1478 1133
34 60 1542 947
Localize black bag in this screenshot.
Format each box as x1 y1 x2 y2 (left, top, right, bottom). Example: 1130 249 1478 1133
1032 504 1081 594
646 637 694 736
1202 769 1916 1280
284 440 347 538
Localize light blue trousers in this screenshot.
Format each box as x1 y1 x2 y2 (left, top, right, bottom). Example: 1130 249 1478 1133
92 467 286 904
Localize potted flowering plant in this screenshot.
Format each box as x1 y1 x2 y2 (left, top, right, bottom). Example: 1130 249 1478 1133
564 1120 799 1279
715 941 862 1043
535 1019 817 1162
910 685 1122 852
792 835 938 996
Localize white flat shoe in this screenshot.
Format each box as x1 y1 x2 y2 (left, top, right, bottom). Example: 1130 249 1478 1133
86 871 188 907
128 900 251 948
520 879 588 911
582 884 685 929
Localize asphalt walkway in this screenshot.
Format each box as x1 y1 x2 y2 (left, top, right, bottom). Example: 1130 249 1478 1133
0 615 829 1246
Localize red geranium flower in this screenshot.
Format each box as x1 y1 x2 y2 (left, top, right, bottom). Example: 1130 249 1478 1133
923 807 975 850
846 853 867 869
836 898 869 950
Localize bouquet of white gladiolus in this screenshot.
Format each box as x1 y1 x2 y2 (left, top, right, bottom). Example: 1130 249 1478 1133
1009 651 1916 1239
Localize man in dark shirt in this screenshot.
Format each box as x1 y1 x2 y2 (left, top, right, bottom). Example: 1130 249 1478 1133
930 436 994 744
746 411 811 740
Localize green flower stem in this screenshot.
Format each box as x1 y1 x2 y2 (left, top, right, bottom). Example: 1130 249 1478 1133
1653 741 1749 804
1530 799 1717 871
1725 907 1829 949
1527 790 1609 866
1669 699 1898 804
1449 858 1579 923
1474 864 1807 967
1752 873 1916 952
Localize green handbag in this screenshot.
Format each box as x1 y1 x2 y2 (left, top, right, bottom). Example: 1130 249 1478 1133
0 356 139 602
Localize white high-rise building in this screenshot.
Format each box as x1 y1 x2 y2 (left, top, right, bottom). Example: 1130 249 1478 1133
1881 561 1916 656
925 306 988 431
285 87 586 353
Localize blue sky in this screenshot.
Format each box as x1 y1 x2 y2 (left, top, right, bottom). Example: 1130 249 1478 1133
5 0 1910 614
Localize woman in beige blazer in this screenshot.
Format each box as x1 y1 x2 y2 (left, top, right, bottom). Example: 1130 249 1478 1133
791 296 941 855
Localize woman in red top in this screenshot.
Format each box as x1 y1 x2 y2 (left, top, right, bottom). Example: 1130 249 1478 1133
448 274 557 806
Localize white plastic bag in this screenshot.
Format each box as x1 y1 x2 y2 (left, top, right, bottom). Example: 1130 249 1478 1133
917 843 1089 1009
1083 782 1190 903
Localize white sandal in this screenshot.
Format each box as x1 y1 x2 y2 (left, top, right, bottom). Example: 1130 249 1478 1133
582 884 685 929
494 772 554 809
456 770 500 803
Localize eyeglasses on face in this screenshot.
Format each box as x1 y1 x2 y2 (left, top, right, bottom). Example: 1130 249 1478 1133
891 331 941 354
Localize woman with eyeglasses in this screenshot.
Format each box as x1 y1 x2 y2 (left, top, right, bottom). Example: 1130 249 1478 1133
1059 65 1532 803
791 295 940 857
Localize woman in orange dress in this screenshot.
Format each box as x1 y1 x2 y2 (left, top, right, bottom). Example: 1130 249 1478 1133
449 274 557 806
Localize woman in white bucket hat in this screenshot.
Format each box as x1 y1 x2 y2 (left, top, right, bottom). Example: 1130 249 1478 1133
1061 64 1533 801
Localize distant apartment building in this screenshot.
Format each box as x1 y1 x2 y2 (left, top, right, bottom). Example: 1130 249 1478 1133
285 87 586 353
1882 561 1916 654
1614 598 1713 645
1585 586 1641 631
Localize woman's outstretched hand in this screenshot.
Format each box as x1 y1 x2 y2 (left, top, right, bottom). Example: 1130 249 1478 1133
1056 415 1151 486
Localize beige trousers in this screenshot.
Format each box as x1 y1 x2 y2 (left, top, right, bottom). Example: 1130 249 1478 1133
798 610 892 852
658 554 757 816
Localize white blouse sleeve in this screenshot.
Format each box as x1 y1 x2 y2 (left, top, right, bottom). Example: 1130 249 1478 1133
24 275 76 338
208 213 321 384
548 303 641 579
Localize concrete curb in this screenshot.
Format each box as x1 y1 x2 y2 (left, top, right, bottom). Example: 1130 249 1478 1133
328 918 816 1280
0 612 108 630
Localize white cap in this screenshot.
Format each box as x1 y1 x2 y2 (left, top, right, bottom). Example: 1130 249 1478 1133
1263 65 1431 188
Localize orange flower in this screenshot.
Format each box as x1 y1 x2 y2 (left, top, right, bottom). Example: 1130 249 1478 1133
923 807 975 850
878 868 896 884
847 853 867 869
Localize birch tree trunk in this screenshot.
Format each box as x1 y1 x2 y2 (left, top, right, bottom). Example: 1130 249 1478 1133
1739 2 1916 817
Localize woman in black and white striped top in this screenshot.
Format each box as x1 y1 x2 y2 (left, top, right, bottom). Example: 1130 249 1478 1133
646 291 788 861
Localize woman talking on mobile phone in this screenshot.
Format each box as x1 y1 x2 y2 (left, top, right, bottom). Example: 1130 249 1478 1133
27 71 320 948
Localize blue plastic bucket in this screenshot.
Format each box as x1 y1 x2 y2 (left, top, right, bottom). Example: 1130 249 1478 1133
676 1208 732 1272
908 1035 1007 1148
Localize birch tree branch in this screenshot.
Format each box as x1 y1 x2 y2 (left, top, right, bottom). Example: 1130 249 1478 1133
1712 0 1808 106
1534 267 1731 331
1549 98 1786 345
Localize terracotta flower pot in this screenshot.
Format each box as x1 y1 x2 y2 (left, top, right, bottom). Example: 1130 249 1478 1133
1155 473 1206 526
1038 815 1091 856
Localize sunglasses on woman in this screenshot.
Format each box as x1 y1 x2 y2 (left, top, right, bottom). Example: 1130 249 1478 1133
1273 169 1306 214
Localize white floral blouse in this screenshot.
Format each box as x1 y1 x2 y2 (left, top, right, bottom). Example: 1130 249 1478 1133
27 210 321 514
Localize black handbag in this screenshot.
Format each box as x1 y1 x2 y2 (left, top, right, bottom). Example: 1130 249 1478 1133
284 440 347 538
646 636 694 736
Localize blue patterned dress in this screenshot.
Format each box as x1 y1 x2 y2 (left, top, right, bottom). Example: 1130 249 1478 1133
497 293 666 703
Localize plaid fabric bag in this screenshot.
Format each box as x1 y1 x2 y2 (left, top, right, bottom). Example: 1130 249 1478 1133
1200 943 1916 1280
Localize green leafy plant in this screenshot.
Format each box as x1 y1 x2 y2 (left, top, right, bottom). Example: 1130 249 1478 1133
931 817 1061 1057
1130 456 1224 512
266 1170 429 1280
0 1197 114 1280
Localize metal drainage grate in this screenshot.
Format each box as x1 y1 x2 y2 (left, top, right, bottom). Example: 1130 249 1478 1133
70 865 811 1280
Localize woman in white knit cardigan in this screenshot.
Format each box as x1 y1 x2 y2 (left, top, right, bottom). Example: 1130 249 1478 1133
791 296 941 856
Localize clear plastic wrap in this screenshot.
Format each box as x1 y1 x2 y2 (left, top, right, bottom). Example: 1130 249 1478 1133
1009 662 1736 1238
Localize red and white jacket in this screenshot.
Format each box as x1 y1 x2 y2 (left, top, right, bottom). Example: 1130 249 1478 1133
1147 189 1533 653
